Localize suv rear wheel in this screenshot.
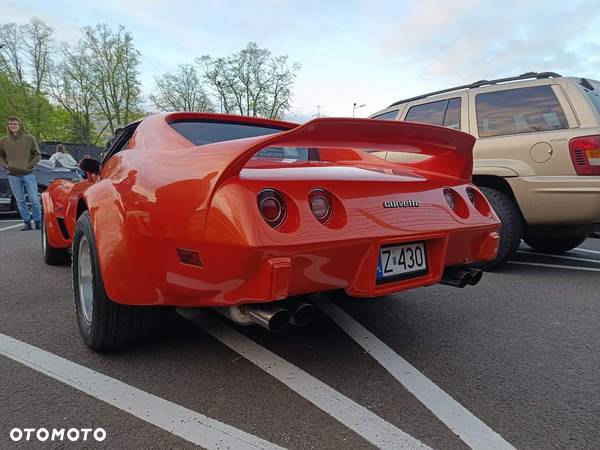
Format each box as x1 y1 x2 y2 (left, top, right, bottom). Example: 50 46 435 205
478 187 524 269
523 234 587 254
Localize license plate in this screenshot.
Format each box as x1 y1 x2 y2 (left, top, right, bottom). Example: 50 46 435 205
377 242 428 282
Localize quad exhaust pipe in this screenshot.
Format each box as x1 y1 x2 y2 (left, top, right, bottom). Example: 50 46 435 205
440 267 483 288
286 301 315 327
213 300 315 332
246 304 290 333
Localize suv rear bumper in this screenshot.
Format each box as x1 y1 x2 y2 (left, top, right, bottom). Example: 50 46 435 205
508 176 600 226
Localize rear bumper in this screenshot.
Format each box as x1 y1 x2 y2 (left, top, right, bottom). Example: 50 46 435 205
0 197 12 211
102 181 501 308
159 226 499 307
509 176 600 226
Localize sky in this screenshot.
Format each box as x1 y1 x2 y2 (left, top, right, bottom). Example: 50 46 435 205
4 0 600 122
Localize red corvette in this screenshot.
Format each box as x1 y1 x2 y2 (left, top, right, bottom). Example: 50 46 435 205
41 112 500 351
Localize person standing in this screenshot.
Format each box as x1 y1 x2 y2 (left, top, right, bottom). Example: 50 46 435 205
0 116 42 230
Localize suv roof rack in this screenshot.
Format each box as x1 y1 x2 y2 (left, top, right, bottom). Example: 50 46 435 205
388 72 563 107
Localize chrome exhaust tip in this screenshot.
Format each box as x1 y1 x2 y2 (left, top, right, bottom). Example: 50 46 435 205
245 304 290 333
288 301 315 327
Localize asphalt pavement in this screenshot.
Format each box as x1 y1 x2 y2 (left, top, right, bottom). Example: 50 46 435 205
0 215 599 449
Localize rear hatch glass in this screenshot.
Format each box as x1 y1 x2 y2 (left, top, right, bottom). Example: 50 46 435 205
170 120 289 146
579 79 600 117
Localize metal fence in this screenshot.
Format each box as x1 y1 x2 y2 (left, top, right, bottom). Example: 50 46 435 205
40 142 103 161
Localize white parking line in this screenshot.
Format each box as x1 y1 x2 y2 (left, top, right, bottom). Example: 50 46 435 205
508 261 600 272
0 223 23 232
180 309 431 450
0 333 284 450
517 250 600 265
318 300 516 450
575 247 600 256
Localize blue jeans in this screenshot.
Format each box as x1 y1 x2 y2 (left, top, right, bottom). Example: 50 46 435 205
8 173 41 224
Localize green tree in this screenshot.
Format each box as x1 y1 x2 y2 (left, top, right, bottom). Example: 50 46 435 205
0 19 54 140
0 72 30 123
197 42 300 119
150 64 214 112
48 44 99 145
24 18 54 140
82 24 142 136
0 71 71 141
1 19 145 144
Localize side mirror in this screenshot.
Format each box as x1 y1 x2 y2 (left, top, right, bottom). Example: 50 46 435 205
79 158 100 175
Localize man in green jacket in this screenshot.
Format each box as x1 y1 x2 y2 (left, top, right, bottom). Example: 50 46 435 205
0 116 42 230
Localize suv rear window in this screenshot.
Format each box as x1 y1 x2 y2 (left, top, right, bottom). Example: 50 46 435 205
170 120 288 146
404 98 461 129
580 79 600 117
475 86 568 138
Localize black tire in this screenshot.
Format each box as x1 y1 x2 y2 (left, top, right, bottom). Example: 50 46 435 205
523 234 587 254
72 211 171 352
478 187 524 269
41 210 69 265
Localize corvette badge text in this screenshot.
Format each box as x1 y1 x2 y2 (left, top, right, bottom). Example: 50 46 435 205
383 200 421 208
9 427 106 442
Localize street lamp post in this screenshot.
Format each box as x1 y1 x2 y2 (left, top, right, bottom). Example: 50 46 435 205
353 102 366 118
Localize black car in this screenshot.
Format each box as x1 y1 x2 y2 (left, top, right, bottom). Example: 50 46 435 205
0 153 81 213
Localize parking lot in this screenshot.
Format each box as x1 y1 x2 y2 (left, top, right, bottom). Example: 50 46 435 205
0 214 599 449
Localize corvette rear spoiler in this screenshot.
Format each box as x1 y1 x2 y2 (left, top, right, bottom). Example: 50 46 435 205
196 118 476 191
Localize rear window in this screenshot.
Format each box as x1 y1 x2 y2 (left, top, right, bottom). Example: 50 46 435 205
405 98 462 129
372 110 399 120
170 120 288 146
254 147 309 160
580 79 600 117
475 86 568 138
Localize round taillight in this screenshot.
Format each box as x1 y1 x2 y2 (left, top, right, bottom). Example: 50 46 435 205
261 198 280 221
309 189 332 224
466 187 476 204
466 186 492 217
258 189 285 228
444 189 456 210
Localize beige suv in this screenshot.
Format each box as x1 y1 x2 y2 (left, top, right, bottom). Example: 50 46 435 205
369 72 600 268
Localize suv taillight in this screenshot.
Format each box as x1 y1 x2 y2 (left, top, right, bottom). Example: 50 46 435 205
569 135 600 175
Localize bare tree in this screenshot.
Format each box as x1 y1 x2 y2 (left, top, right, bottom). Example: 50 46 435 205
48 44 99 145
0 23 28 118
23 18 54 139
265 55 301 119
150 64 214 112
0 22 25 85
197 42 300 119
82 24 142 135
